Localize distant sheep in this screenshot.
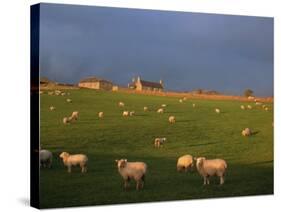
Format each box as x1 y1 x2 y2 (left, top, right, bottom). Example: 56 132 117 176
48 91 54 95
168 116 176 124
49 106 56 111
154 137 166 148
66 98 72 103
248 96 255 100
192 103 196 108
177 155 193 172
40 149 53 168
247 105 252 109
61 92 66 96
215 108 220 114
255 102 262 105
129 111 135 116
240 105 245 110
59 152 88 173
265 107 269 111
123 111 129 117
63 117 71 124
55 90 62 96
183 97 187 101
241 128 252 136
195 157 227 185
115 159 147 190
161 104 167 107
179 99 183 103
98 112 104 118
157 108 164 114
143 106 148 112
119 102 125 107
71 111 79 120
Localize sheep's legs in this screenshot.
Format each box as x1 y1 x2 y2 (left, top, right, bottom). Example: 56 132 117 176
81 166 87 173
220 176 224 185
124 180 129 190
67 166 71 173
203 177 207 185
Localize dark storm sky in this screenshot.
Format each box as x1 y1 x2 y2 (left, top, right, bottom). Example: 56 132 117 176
39 3 273 96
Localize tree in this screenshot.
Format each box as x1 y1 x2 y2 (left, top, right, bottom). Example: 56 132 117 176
244 89 254 97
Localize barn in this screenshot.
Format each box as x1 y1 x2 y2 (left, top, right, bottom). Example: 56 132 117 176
78 77 113 90
129 76 164 92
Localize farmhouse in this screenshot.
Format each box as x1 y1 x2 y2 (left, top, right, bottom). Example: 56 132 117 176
78 77 113 90
129 76 164 92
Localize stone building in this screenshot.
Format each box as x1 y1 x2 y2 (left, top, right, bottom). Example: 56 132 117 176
78 77 113 90
129 76 164 92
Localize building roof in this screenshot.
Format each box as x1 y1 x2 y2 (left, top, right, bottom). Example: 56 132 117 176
79 77 112 84
140 80 163 89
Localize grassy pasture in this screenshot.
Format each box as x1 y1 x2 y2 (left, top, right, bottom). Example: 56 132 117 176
39 89 273 208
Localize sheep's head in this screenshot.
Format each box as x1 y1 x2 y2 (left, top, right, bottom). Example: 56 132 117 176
115 159 127 169
60 152 69 159
195 157 206 167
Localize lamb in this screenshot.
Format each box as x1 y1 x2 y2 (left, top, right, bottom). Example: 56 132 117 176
168 116 176 124
157 108 164 114
177 155 193 172
129 111 135 116
98 112 104 118
118 102 125 107
215 108 220 113
240 105 245 110
247 105 252 109
49 106 56 111
59 152 88 173
143 106 148 112
115 159 147 190
40 149 53 168
63 117 71 124
241 128 252 136
71 111 79 120
154 137 166 148
66 98 72 103
195 157 227 185
123 111 129 117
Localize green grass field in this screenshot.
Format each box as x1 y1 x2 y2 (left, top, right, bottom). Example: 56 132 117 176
39 89 273 208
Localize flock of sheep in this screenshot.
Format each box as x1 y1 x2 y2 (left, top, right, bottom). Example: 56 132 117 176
40 90 272 190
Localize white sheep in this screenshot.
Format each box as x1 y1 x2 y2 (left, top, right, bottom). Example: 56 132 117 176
129 111 135 116
55 90 61 95
157 108 164 114
154 137 166 148
98 112 104 118
195 157 227 185
240 105 245 110
66 98 72 103
265 107 269 111
177 155 193 172
123 111 129 117
192 103 196 108
255 102 262 105
179 99 183 103
61 92 66 96
118 102 125 107
59 152 88 173
247 105 252 109
215 108 220 113
115 159 147 190
183 97 187 101
143 106 148 112
49 106 56 111
262 105 267 109
161 104 167 107
48 91 54 95
71 111 79 120
40 149 53 168
241 128 252 136
63 117 71 124
168 116 176 124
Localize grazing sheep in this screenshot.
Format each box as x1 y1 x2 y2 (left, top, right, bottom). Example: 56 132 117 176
48 91 54 95
129 111 135 116
241 128 252 136
123 111 129 117
265 107 269 111
154 137 166 148
61 92 66 96
119 102 125 107
143 106 148 112
157 108 164 114
215 108 220 114
115 159 147 190
247 105 252 109
179 99 183 103
59 152 88 173
183 97 187 101
255 102 262 105
71 111 79 120
240 105 245 110
49 106 56 111
63 117 71 124
168 116 176 124
55 90 61 96
195 157 227 185
161 104 167 107
98 112 104 118
192 103 196 108
177 155 193 172
66 98 72 103
262 105 267 109
40 149 53 168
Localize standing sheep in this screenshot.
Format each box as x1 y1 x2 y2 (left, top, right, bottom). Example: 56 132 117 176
247 105 252 109
161 104 167 107
143 106 148 112
123 111 129 117
179 99 183 103
40 149 53 168
66 98 72 103
71 111 79 120
98 112 104 118
59 152 88 173
215 108 220 114
195 157 227 185
118 102 125 107
168 116 176 124
129 111 135 116
154 137 166 148
115 159 147 190
242 128 252 136
192 103 196 108
157 108 164 114
177 155 193 172
63 117 71 124
240 105 245 110
49 106 56 111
